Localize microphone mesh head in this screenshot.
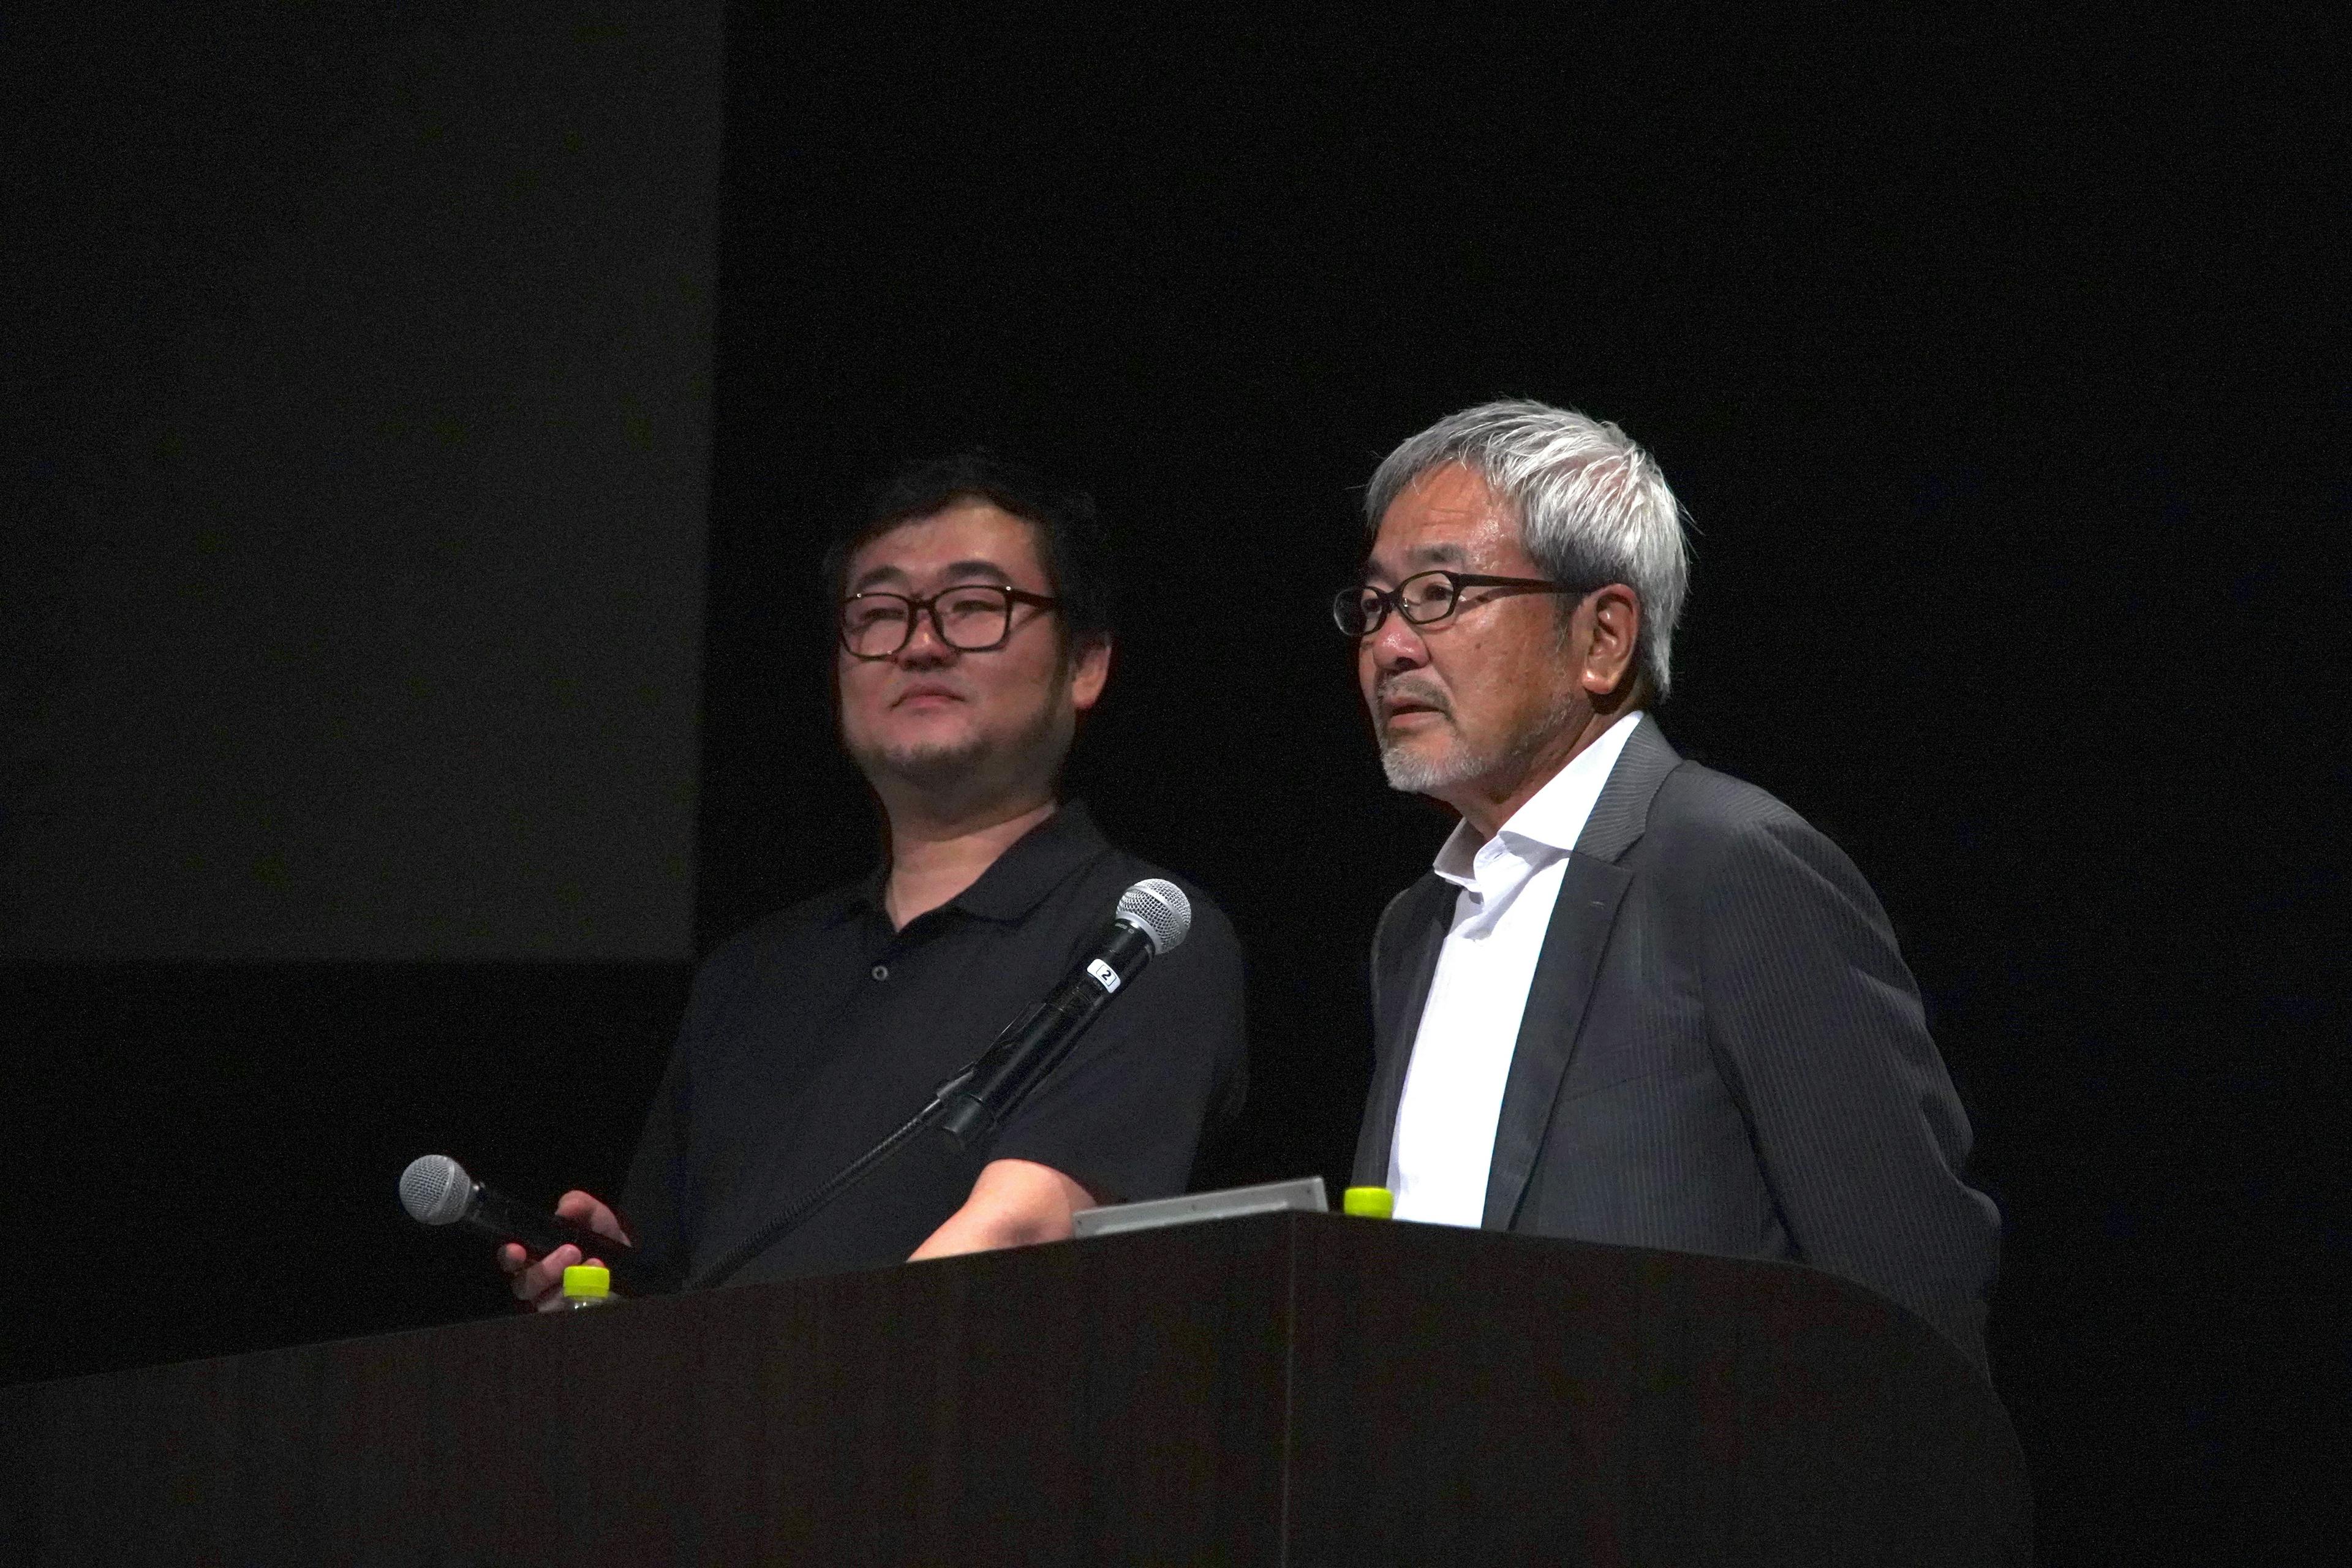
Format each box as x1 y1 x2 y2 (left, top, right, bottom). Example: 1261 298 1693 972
399 1154 473 1226
1115 878 1191 955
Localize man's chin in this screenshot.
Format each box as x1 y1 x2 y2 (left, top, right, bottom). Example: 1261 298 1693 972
1380 740 1480 795
844 700 1075 810
866 738 987 788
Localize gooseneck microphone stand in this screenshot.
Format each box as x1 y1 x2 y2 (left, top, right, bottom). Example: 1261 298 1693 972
688 1068 972 1291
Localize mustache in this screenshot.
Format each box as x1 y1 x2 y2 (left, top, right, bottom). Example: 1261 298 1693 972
1376 679 1450 718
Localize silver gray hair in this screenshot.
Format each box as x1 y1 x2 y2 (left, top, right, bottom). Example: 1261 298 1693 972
1365 399 1692 698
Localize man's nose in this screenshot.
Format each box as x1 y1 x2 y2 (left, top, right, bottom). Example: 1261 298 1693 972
895 610 957 666
1366 613 1428 673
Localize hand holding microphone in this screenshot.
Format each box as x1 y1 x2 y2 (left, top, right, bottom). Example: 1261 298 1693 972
398 1153 643 1309
497 1189 631 1311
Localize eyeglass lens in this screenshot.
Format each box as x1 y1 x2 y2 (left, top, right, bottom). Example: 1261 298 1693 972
1340 572 1464 633
841 587 1018 657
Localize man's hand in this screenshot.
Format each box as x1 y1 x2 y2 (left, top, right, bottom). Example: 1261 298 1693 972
497 1189 631 1312
908 1158 1096 1261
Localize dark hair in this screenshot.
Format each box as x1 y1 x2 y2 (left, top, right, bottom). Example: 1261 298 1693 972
822 451 1116 648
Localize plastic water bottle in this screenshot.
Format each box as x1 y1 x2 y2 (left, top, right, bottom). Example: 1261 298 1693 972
561 1263 614 1308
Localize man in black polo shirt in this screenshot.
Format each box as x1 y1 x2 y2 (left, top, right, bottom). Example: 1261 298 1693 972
501 457 1246 1303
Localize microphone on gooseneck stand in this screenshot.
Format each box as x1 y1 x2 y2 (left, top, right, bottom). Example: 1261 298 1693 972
935 877 1192 1148
692 878 1194 1291
398 1153 660 1295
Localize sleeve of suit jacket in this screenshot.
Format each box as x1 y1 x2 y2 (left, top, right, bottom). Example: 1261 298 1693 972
1688 800 2000 1363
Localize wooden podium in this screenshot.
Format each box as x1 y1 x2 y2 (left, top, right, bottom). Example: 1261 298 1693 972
1 1212 2028 1564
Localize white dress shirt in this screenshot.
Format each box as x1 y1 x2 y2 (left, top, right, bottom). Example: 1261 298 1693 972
1387 712 1643 1226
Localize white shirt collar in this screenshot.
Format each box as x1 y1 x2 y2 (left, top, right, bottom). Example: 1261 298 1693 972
1431 711 1645 889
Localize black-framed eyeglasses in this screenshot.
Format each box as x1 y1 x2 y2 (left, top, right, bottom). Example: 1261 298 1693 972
838 584 1061 659
1331 570 1580 637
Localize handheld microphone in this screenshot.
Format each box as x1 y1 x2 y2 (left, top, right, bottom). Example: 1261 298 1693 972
398 1154 655 1294
936 878 1192 1150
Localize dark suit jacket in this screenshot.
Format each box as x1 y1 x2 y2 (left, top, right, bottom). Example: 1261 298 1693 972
1354 716 2000 1367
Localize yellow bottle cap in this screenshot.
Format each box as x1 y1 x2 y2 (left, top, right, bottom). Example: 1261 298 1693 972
1341 1186 1395 1219
562 1264 611 1298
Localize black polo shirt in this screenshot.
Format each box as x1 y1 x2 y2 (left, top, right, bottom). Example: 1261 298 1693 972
618 802 1247 1289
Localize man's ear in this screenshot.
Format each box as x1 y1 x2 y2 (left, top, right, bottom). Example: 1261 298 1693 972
1068 635 1112 714
1581 586 1642 700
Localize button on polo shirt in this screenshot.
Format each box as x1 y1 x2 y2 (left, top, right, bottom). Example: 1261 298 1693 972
619 802 1248 1291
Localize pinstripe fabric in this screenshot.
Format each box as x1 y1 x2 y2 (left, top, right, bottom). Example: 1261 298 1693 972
1354 716 2001 1368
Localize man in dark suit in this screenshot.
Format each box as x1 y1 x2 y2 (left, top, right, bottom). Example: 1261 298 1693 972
1337 400 1999 1367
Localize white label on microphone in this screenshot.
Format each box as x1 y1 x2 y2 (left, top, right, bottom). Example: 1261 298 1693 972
1086 958 1123 994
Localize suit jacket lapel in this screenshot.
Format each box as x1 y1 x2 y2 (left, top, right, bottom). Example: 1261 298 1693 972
1480 716 1683 1228
1352 875 1453 1186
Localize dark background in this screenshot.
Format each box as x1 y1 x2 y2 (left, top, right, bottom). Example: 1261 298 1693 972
4 6 2343 1564
2 2 720 962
